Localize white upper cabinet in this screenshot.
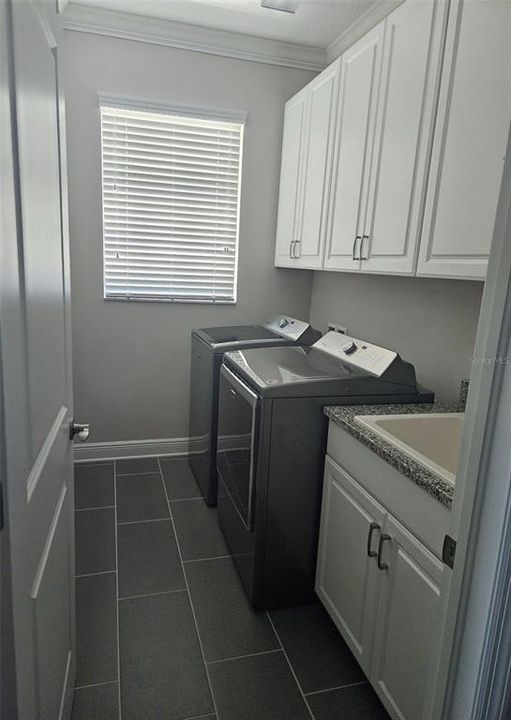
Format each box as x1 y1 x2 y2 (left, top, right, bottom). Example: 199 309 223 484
275 61 340 269
324 25 384 272
361 0 447 274
297 62 340 268
418 0 511 280
274 0 510 279
274 90 308 268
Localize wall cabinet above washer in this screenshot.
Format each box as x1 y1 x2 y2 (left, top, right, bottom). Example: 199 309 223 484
418 0 511 280
274 0 511 282
274 59 340 270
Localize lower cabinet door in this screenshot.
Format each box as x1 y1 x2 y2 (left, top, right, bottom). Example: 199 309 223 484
316 457 385 675
371 514 444 720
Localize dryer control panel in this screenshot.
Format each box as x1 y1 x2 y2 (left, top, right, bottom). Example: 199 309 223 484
313 332 397 377
262 314 311 342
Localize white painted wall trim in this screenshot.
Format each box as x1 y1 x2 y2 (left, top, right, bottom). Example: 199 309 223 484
63 3 326 71
326 0 405 63
74 432 252 462
73 436 202 462
98 92 248 124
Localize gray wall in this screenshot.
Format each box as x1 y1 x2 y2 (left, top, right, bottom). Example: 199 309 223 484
64 31 315 442
309 272 483 402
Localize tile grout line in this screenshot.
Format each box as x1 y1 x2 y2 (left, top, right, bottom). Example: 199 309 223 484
169 496 205 503
157 457 220 720
75 569 116 579
118 588 187 602
116 469 162 477
113 460 123 720
207 648 282 666
304 680 369 697
116 517 170 526
266 611 315 720
75 680 119 691
183 554 233 564
75 505 115 512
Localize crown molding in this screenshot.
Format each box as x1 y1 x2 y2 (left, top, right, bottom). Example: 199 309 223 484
326 0 405 63
63 3 326 71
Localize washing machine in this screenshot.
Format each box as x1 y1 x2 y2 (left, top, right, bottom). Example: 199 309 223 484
189 314 321 505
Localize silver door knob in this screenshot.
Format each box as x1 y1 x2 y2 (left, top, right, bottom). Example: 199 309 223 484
70 421 90 442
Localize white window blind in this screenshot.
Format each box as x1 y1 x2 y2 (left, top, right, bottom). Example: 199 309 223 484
100 103 244 303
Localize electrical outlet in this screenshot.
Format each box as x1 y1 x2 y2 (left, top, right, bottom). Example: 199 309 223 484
328 322 349 335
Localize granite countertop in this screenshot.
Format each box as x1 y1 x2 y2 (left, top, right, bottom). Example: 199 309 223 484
324 399 465 510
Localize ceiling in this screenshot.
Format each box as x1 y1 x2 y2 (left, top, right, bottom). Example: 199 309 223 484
70 0 382 48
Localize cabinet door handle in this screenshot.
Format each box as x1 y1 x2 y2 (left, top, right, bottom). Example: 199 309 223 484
289 240 295 259
367 522 380 558
377 533 391 570
352 235 362 260
361 234 370 261
294 240 301 259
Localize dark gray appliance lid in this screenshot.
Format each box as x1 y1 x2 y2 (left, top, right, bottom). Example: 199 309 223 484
197 325 278 345
224 346 369 392
192 314 319 351
222 332 427 400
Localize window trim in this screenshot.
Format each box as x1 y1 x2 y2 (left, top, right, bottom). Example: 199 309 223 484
98 92 248 127
98 94 247 305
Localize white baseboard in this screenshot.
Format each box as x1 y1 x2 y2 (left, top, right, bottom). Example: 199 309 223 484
73 436 203 463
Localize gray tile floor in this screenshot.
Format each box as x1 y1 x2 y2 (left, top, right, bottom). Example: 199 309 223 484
72 457 390 720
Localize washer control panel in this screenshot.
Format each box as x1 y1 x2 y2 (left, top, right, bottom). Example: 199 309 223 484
313 331 397 377
263 314 310 342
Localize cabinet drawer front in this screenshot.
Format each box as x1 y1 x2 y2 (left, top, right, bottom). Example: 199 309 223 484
316 456 385 674
371 514 444 720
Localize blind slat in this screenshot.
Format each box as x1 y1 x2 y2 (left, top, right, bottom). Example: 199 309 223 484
102 135 240 158
101 104 242 302
103 173 239 193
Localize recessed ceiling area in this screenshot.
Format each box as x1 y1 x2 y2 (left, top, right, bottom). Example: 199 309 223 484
69 0 382 48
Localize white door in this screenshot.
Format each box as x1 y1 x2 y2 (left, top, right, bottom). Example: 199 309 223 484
324 24 384 272
274 90 308 267
371 515 444 720
361 0 448 275
418 0 511 280
293 61 340 269
316 458 385 675
1 1 77 718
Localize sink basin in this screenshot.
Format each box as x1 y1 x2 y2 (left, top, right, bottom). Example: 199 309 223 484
354 413 464 485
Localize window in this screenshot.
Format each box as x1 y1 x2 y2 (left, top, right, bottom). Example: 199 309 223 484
100 99 245 303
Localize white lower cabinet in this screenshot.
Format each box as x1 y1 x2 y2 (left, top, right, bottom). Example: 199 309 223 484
316 457 385 674
316 455 445 720
371 514 444 720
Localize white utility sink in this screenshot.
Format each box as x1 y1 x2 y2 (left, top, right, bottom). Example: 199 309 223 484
354 412 464 486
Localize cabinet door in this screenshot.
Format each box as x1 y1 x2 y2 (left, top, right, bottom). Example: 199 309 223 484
371 515 444 720
294 61 340 269
316 457 385 675
324 24 384 272
418 0 511 280
274 90 308 267
361 0 448 275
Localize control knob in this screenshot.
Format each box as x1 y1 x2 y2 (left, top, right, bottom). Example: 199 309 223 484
341 341 357 356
